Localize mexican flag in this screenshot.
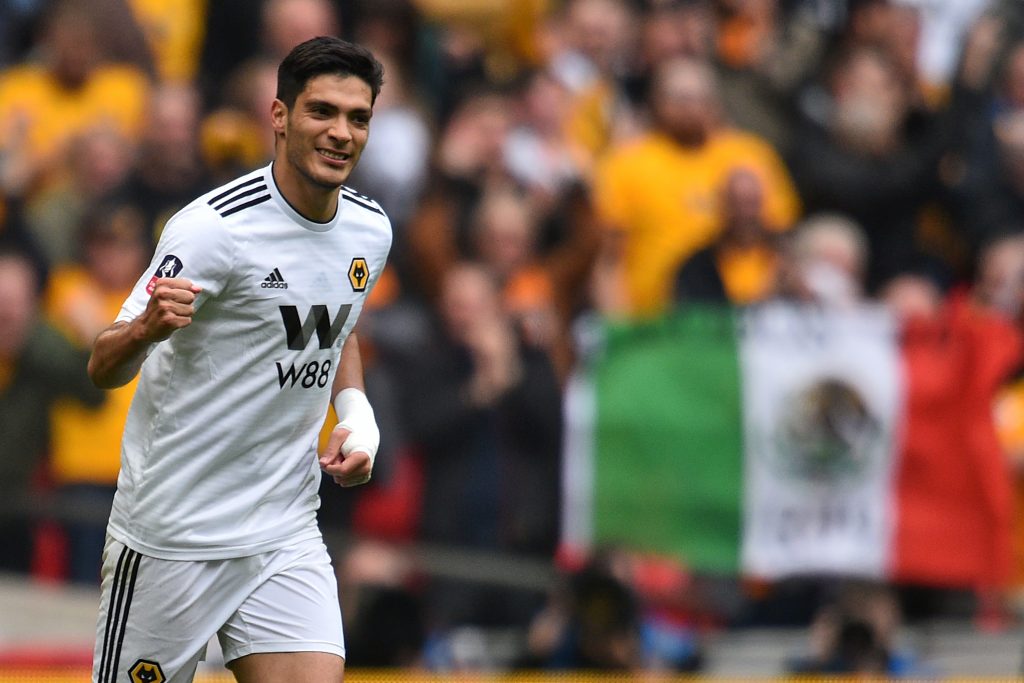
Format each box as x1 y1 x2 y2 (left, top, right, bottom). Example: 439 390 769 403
562 302 1017 586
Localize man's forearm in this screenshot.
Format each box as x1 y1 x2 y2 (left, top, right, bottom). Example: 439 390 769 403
331 331 366 399
326 332 379 471
88 277 200 389
87 321 153 389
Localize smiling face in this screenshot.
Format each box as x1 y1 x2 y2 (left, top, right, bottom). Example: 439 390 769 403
272 73 373 194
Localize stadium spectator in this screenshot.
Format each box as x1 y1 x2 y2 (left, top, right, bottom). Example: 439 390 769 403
890 234 1024 616
0 200 48 279
592 56 799 318
120 83 210 244
197 0 339 109
42 201 151 583
348 0 422 76
469 185 566 371
916 12 1007 266
503 69 582 205
346 52 431 232
345 584 426 668
776 212 869 307
0 0 150 199
23 126 136 266
713 0 819 153
0 247 103 574
263 0 341 64
995 373 1024 601
673 167 786 305
402 262 563 630
880 271 946 323
76 0 155 75
406 88 514 300
339 541 425 668
411 0 548 123
788 45 946 289
523 556 644 671
556 0 642 171
787 581 926 676
955 39 1024 248
125 0 207 84
200 58 279 182
912 0 993 102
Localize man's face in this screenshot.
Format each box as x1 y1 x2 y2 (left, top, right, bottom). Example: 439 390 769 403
652 61 716 145
721 169 765 244
0 258 37 358
273 74 373 190
440 266 500 344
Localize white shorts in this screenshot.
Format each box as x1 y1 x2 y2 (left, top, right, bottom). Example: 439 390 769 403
91 535 344 683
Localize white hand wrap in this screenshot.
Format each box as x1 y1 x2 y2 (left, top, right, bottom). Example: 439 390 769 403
333 388 380 466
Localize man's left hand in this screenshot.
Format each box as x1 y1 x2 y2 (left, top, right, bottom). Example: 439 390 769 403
319 426 373 486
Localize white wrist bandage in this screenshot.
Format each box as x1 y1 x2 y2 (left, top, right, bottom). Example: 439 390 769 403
333 388 380 466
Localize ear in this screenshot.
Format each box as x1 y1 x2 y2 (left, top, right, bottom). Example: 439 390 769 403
271 99 288 137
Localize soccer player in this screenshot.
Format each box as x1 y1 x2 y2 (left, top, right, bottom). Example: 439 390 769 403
86 37 390 683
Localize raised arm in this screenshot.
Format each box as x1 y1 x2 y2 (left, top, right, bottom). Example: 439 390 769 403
87 277 202 389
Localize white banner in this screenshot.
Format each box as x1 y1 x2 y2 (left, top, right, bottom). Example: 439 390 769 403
739 303 903 579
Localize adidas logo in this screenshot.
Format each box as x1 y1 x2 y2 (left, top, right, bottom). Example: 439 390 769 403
261 268 288 289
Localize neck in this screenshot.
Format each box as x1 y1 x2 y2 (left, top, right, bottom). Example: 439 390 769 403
665 128 708 149
271 161 338 223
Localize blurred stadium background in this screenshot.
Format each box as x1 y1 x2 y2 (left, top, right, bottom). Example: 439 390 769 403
6 0 1024 679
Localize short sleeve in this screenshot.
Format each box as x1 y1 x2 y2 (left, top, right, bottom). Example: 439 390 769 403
366 214 393 293
737 134 801 232
116 202 234 323
592 151 633 233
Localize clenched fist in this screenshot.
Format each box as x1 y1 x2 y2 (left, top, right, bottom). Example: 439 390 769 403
136 277 202 342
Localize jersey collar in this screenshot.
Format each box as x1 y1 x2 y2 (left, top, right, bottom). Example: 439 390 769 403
265 162 342 233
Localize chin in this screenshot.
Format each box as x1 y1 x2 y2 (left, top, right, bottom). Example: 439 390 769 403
307 163 350 189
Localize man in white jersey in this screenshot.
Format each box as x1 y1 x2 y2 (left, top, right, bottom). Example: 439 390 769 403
86 37 390 683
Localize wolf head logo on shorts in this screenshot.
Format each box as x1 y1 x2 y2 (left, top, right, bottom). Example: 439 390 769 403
146 254 183 294
129 659 166 683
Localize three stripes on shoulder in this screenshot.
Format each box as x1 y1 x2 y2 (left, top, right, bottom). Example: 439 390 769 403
209 176 270 217
208 177 385 218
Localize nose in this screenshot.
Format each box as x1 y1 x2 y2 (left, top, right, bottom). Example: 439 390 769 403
327 117 352 144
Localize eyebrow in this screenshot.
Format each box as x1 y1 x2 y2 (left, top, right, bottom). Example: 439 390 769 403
303 99 372 116
304 99 337 112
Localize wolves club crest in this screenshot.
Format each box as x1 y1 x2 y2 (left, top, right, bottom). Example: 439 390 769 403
129 659 166 683
348 257 369 292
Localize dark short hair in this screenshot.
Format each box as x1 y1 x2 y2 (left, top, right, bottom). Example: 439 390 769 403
276 36 384 108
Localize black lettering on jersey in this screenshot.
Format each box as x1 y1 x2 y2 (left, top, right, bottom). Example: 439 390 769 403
276 359 332 389
279 304 352 350
129 659 166 683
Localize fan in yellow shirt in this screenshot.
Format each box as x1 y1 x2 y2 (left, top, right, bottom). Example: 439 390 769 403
126 0 207 83
0 3 150 193
43 201 150 583
997 375 1024 597
673 167 785 306
592 56 799 318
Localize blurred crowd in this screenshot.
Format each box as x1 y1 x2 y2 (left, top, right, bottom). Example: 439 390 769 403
6 0 1024 675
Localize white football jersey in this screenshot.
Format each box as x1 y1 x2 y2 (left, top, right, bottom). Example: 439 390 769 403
108 163 392 560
